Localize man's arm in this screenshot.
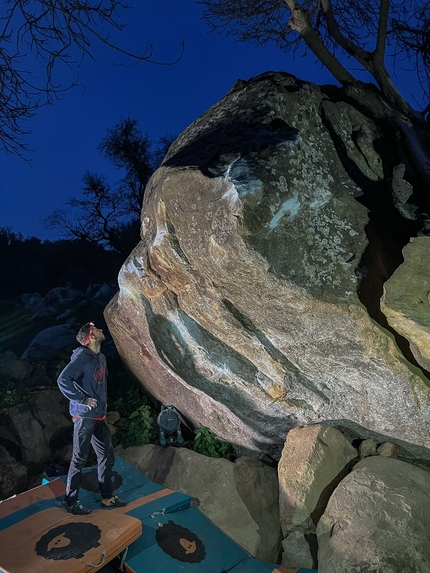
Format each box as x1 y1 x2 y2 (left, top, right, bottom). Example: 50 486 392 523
57 359 96 409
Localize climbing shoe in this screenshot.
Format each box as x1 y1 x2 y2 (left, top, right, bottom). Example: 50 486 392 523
64 500 92 515
101 495 127 508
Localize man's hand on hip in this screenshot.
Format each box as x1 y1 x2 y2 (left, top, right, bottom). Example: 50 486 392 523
86 398 97 410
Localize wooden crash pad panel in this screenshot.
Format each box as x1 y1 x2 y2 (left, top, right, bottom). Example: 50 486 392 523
0 480 141 573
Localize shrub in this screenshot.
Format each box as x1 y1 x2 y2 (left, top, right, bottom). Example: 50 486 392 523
109 375 158 448
111 383 148 418
113 404 157 448
192 426 234 460
0 377 30 408
55 360 67 378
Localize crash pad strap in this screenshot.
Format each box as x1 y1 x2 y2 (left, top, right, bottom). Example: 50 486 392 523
114 487 176 516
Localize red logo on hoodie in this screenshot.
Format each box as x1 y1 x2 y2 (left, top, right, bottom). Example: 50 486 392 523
94 364 105 384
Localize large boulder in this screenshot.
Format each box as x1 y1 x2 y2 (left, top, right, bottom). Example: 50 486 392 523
316 456 430 573
105 71 430 462
118 444 282 562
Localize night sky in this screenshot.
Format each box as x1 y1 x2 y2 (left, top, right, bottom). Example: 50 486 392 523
0 1 424 241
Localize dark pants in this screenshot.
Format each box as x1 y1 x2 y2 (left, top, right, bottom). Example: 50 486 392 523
65 417 115 506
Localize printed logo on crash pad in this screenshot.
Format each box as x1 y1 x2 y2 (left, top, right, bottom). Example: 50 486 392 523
80 469 123 493
35 523 101 560
155 521 206 563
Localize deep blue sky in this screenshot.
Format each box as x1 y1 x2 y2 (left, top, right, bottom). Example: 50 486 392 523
0 2 424 240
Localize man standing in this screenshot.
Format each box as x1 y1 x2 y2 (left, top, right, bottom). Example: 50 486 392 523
57 322 126 515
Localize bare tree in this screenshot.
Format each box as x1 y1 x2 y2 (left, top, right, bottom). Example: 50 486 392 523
98 118 154 219
44 173 117 244
200 0 429 119
43 171 144 254
0 1 182 156
44 118 176 253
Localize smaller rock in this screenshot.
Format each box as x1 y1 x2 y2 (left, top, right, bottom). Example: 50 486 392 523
31 389 71 447
317 456 430 573
92 283 117 302
86 283 102 297
56 309 73 321
6 406 52 464
359 438 377 459
43 286 83 306
58 444 73 464
278 424 357 537
119 445 282 561
21 292 43 312
377 441 397 458
21 324 77 360
0 423 21 456
106 411 121 425
31 306 57 320
0 351 29 380
282 531 315 569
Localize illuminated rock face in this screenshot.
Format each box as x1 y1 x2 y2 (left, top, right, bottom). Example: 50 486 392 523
105 72 430 462
382 237 430 373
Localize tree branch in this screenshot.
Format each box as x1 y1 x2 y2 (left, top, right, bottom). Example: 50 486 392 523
283 0 355 85
318 0 415 116
374 0 389 65
320 0 370 63
0 0 184 156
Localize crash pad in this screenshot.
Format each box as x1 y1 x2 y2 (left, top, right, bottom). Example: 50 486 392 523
0 457 190 573
122 505 317 573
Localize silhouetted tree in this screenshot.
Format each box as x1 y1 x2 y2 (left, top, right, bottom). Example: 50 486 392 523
201 0 429 118
99 118 157 219
0 227 122 298
44 118 175 254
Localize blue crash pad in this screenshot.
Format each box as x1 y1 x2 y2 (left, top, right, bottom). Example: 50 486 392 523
1 456 317 573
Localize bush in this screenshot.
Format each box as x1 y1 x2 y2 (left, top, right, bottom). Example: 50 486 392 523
192 426 234 460
111 384 149 417
113 404 158 448
110 381 158 448
55 360 67 378
0 377 30 408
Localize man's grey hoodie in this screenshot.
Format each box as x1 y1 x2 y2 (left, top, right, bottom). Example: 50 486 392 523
57 346 108 419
